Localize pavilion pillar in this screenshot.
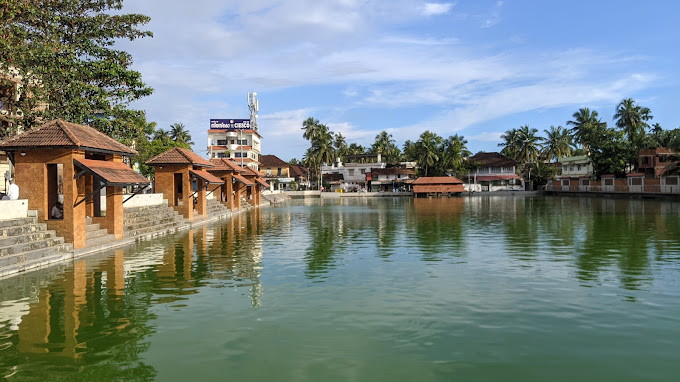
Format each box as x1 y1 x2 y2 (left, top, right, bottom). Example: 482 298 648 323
226 174 234 210
100 185 124 239
180 170 193 221
196 178 207 217
69 155 87 249
85 175 94 217
234 182 242 210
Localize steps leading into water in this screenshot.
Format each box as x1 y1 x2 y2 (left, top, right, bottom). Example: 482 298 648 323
124 202 189 240
0 216 73 277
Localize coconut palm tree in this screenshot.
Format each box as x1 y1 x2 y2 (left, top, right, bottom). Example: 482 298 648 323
302 117 321 142
541 125 573 162
153 128 171 145
515 124 544 165
498 128 520 160
415 131 441 176
614 98 652 146
169 122 193 145
334 132 348 160
567 108 603 149
440 134 470 173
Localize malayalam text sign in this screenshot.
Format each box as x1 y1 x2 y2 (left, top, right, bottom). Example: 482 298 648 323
210 119 251 130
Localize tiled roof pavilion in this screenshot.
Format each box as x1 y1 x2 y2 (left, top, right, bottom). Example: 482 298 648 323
0 119 136 156
145 147 212 167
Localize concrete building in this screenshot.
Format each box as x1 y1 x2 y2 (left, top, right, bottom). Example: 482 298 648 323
558 155 593 178
259 154 292 190
322 154 386 191
369 167 416 192
466 152 522 191
207 119 261 170
638 147 675 178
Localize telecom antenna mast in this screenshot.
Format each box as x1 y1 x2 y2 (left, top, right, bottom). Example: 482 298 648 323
248 92 259 132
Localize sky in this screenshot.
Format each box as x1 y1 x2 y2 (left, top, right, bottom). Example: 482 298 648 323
118 0 680 161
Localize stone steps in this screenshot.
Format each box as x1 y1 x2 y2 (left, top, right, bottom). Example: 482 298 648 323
0 242 73 277
0 217 72 276
124 204 188 239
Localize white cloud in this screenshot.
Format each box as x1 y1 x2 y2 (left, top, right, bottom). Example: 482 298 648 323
422 2 455 16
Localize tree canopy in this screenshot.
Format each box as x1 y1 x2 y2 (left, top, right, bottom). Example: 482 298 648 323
0 0 153 141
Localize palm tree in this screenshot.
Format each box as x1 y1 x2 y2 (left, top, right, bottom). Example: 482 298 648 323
567 107 603 149
334 133 348 160
541 125 573 162
498 128 520 160
415 131 441 176
614 98 652 146
515 124 543 165
441 134 470 173
169 122 193 145
153 128 171 145
302 117 321 141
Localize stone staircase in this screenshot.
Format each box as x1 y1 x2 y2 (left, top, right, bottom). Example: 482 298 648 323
206 199 231 217
0 216 72 276
124 203 188 239
85 217 116 247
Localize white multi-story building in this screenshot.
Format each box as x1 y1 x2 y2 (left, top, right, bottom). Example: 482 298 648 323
322 154 386 191
558 155 593 178
207 119 261 170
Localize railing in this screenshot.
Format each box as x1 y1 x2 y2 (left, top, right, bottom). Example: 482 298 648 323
546 183 680 194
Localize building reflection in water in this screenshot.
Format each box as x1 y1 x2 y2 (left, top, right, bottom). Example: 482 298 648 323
0 209 263 380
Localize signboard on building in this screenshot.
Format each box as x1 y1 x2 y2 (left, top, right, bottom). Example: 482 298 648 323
209 119 251 130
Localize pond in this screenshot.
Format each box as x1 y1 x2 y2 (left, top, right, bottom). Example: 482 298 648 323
0 196 679 381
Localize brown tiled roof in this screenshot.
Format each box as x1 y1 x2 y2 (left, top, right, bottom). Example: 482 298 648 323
241 164 265 177
0 119 136 156
413 184 464 193
208 158 247 172
371 167 416 176
412 176 463 185
260 154 289 168
74 158 150 186
289 165 308 178
145 147 212 167
232 174 254 186
189 169 224 184
255 177 270 188
468 152 517 167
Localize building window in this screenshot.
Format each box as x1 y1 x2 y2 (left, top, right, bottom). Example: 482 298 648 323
569 166 574 171
266 168 271 175
217 139 227 145
577 165 581 171
491 167 501 173
642 156 650 165
360 169 365 174
235 152 242 158
277 167 282 176
210 139 215 145
348 169 355 176
230 139 235 145
217 152 225 158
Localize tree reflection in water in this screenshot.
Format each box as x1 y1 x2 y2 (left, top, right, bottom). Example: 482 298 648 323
0 209 264 380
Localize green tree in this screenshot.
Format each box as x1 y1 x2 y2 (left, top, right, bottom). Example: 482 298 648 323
334 133 348 160
302 117 321 141
515 125 543 165
170 122 193 145
414 131 442 176
614 98 653 170
567 108 603 150
370 131 401 164
439 134 470 175
1 0 153 140
498 128 520 160
542 125 573 162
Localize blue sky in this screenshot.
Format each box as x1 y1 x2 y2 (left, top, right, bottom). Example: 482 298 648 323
119 0 680 161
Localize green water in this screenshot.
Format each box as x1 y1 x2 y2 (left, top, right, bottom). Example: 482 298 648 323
0 196 679 381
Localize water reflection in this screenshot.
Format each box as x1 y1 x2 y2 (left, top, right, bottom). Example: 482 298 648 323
0 197 679 379
0 209 264 380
